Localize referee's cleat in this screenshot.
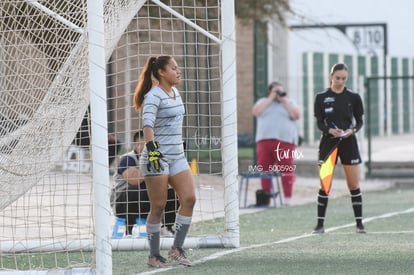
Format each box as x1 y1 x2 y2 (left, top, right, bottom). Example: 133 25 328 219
356 224 366 234
312 225 325 234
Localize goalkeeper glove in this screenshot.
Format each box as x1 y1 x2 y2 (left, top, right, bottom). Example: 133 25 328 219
146 141 164 172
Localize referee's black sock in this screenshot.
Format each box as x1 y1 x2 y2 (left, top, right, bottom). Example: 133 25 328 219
350 188 363 226
316 189 329 227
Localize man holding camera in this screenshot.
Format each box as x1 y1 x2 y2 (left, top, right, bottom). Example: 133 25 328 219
252 81 301 206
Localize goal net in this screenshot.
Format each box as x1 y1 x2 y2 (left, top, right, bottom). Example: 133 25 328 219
0 0 237 273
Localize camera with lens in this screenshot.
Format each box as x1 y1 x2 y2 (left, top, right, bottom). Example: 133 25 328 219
275 90 287 97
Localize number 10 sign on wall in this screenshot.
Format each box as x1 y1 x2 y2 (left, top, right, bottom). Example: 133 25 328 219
345 25 385 55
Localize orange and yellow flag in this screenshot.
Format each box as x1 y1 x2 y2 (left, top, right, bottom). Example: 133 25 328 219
319 147 338 195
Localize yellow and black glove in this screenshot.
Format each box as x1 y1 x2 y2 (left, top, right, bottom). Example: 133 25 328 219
146 141 164 172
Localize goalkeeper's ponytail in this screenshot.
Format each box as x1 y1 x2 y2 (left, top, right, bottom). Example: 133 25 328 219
133 55 173 110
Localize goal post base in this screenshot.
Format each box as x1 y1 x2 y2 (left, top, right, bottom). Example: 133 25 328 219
112 235 240 250
0 235 239 253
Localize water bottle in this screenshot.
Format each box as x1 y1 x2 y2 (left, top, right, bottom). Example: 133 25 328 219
131 218 147 237
131 224 140 237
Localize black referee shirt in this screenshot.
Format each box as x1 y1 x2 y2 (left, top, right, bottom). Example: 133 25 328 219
314 87 364 135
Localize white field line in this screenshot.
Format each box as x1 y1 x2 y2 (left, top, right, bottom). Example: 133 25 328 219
327 231 414 235
137 207 414 274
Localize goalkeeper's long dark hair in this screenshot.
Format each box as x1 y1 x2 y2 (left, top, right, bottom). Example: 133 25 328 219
133 55 172 110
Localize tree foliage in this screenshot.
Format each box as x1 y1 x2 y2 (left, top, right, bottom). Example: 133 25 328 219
235 0 292 25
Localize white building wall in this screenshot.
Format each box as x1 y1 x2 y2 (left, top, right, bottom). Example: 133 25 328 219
288 0 414 96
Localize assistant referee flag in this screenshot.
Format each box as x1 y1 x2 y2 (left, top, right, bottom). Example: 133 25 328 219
319 147 338 195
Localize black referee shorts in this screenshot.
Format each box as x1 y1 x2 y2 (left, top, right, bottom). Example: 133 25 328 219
318 134 362 165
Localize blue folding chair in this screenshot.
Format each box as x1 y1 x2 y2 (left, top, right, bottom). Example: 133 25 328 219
238 171 283 208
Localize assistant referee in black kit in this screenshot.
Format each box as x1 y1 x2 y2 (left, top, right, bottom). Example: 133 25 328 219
312 63 366 234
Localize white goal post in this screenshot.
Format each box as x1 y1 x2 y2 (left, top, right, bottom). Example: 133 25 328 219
0 0 237 273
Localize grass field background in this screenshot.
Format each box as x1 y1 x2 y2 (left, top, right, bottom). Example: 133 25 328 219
113 186 414 275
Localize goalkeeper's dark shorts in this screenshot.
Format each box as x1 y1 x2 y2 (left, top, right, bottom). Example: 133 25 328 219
318 134 362 165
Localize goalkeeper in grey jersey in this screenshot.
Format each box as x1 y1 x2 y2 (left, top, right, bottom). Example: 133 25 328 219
133 55 195 268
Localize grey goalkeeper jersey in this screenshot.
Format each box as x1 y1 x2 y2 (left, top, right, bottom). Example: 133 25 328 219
141 85 185 160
